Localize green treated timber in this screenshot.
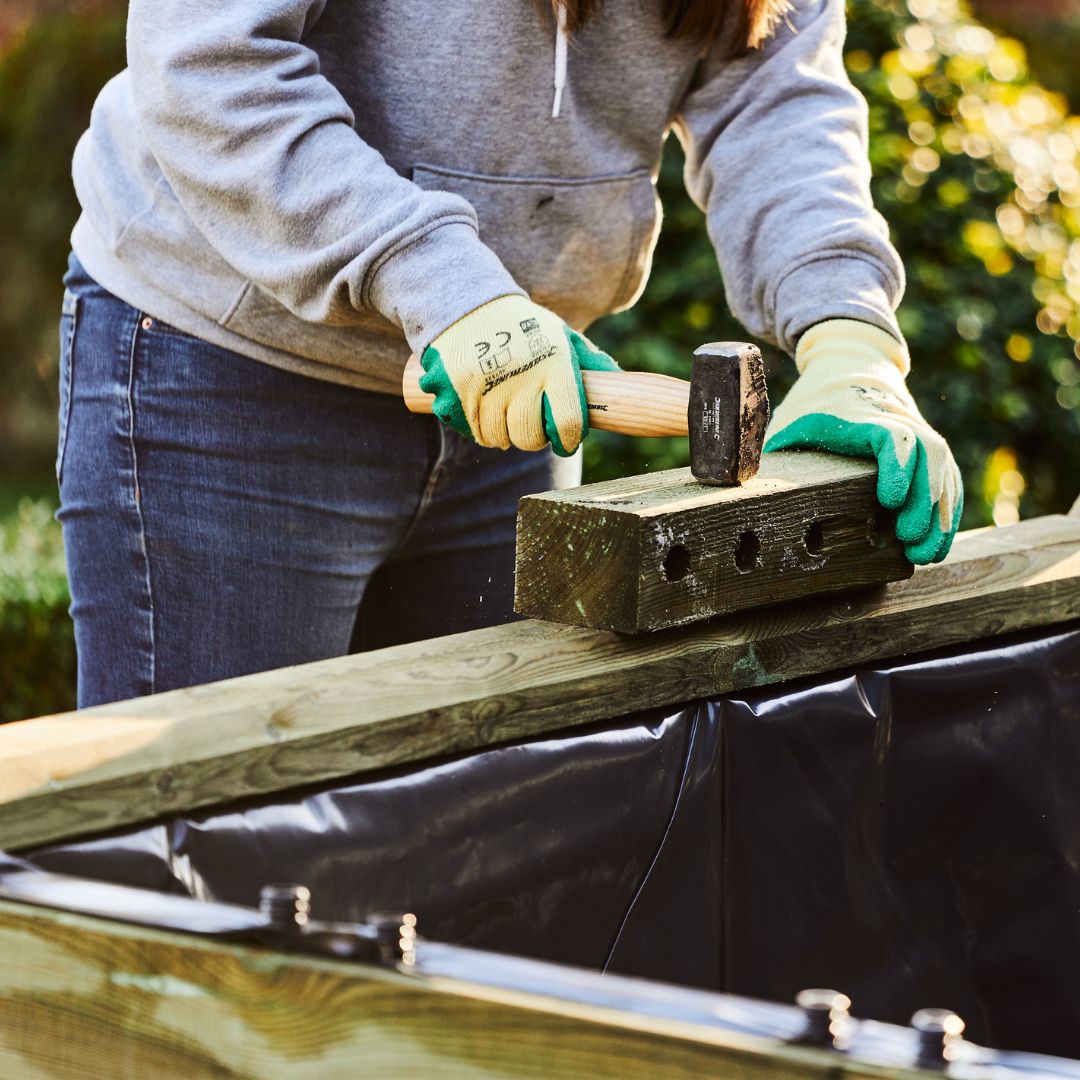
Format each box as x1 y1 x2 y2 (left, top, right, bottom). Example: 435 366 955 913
0 898 952 1079
0 514 1077 851
515 451 915 632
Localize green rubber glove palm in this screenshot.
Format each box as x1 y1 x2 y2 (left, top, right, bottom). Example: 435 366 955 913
764 320 963 565
419 295 620 456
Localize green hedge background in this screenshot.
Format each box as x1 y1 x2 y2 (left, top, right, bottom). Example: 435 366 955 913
3 0 1080 720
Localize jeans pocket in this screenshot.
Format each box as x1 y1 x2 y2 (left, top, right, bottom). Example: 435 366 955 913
56 289 79 485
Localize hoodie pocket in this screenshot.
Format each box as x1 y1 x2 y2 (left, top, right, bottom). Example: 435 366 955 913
412 164 659 331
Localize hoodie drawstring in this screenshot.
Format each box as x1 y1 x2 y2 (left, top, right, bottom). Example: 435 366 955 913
552 7 569 118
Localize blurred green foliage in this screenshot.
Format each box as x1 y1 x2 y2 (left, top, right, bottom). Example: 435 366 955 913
0 9 123 720
4 0 1080 718
588 0 1080 531
0 499 75 721
0 6 126 466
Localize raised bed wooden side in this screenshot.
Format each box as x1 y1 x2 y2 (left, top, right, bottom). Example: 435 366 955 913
0 898 940 1079
0 515 1077 851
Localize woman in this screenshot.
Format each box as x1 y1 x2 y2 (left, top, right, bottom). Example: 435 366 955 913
58 0 961 707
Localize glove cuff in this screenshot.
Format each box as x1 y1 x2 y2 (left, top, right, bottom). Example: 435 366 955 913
431 293 526 346
795 319 911 379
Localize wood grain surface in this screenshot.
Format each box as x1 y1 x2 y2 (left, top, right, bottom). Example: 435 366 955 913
0 515 1078 852
515 451 914 632
0 900 939 1079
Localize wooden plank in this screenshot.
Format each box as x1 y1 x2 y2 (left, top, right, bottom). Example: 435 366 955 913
0 899 939 1079
0 515 1078 851
514 451 913 632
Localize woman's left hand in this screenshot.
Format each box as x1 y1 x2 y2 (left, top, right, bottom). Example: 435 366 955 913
764 320 963 565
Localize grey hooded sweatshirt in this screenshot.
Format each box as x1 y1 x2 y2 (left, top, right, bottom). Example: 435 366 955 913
70 0 904 395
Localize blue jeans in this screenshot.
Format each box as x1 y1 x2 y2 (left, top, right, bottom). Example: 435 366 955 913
57 256 580 707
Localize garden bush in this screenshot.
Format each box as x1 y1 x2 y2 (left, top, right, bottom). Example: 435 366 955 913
0 5 127 466
587 0 1080 531
0 499 74 722
4 0 1080 717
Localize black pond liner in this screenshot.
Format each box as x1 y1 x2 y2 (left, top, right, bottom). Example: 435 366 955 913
26 621 1080 1057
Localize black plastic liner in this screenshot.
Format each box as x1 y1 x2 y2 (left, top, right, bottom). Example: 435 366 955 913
28 622 1080 1057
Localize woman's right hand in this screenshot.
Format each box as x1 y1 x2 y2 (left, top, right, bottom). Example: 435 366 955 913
418 295 620 456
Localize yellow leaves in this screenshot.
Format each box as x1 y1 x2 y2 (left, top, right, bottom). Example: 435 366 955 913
908 118 937 146
963 220 1016 275
686 302 711 331
991 36 1027 66
986 39 1026 84
1006 334 1033 362
902 37 934 62
880 49 903 75
945 54 983 85
952 24 995 56
1054 162 1080 192
1066 240 1080 283
864 0 1080 382
912 146 941 173
941 126 964 154
889 72 920 101
907 0 961 22
982 447 1025 526
995 203 1025 236
1038 291 1074 335
1049 132 1078 162
956 94 984 123
882 48 921 98
899 47 937 78
983 251 1014 276
927 23 1080 334
903 144 942 187
903 24 936 53
1017 93 1052 128
960 132 992 158
846 49 873 74
938 178 969 207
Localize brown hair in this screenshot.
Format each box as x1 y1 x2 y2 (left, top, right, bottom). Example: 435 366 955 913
548 0 790 54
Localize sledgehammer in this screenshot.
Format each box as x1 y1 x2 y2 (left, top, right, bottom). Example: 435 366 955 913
401 341 770 485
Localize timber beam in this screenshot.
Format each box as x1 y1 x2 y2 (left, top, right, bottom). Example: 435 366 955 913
515 451 914 633
0 897 943 1079
0 515 1077 850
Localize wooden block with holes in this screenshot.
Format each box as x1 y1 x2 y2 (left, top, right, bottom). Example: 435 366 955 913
514 450 914 634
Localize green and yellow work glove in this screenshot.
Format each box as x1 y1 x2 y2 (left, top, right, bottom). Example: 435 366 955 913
764 319 963 565
419 294 620 456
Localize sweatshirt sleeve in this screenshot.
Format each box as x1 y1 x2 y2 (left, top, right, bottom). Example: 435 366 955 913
673 0 905 356
125 0 522 354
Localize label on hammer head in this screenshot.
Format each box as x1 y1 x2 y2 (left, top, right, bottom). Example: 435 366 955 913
701 396 724 442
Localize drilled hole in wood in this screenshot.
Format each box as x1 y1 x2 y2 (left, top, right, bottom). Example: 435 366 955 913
734 531 760 573
804 521 825 557
870 507 893 547
662 544 691 582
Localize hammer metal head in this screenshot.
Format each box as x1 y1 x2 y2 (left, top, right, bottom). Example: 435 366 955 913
688 342 770 486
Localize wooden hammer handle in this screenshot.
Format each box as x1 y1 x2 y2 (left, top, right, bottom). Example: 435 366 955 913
401 355 690 438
